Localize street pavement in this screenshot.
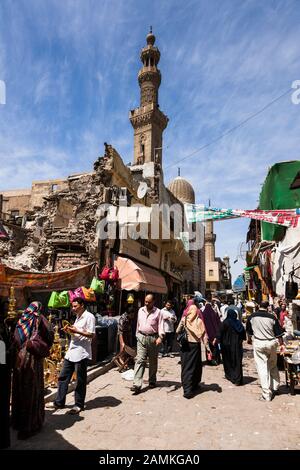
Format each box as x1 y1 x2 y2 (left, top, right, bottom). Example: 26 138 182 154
10 344 300 450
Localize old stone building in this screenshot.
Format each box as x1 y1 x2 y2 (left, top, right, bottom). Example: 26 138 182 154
0 30 205 303
168 174 205 294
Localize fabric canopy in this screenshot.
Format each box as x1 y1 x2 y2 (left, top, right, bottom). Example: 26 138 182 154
114 256 167 294
0 262 95 293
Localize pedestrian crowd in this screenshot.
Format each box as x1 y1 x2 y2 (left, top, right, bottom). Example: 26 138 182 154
0 291 298 449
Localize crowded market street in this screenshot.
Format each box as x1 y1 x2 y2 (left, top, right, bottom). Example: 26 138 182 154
9 345 300 451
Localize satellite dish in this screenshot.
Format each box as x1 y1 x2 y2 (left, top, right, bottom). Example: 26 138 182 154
137 182 148 199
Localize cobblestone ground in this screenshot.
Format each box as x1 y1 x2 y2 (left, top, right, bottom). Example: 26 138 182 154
10 345 300 450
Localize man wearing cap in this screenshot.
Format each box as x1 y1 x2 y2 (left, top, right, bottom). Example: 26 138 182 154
130 294 164 394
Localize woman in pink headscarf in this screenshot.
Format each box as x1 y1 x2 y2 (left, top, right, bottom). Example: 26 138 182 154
182 299 204 321
176 305 210 398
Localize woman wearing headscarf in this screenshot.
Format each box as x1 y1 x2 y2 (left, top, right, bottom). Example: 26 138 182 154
201 298 221 365
182 299 204 321
12 301 54 439
176 305 209 399
216 308 246 385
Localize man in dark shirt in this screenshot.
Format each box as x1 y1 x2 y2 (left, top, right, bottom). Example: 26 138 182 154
246 300 285 401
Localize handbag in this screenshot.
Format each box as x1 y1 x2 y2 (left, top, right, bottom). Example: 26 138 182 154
26 322 51 358
48 290 70 308
81 287 96 302
99 266 119 282
90 277 105 294
176 318 188 348
68 287 85 302
108 267 119 282
285 275 298 300
99 266 110 280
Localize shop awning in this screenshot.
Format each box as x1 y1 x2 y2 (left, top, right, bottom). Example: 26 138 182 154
114 256 167 294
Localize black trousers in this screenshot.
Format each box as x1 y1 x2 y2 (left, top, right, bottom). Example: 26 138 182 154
180 342 202 396
161 332 175 354
54 358 88 409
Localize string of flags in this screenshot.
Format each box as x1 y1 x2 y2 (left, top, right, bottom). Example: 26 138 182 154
185 204 300 228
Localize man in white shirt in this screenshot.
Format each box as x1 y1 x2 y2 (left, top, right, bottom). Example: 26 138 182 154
53 297 96 414
160 300 177 357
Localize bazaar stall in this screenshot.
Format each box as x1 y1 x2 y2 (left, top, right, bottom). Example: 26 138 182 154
0 262 120 388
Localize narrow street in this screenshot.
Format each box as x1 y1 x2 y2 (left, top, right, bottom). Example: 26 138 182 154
10 345 300 450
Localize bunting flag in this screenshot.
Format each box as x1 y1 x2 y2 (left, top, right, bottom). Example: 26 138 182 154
185 204 300 228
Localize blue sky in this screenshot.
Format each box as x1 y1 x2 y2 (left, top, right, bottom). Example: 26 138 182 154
1 0 300 281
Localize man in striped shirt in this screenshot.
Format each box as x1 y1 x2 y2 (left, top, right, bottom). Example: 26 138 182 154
130 294 164 394
246 300 285 401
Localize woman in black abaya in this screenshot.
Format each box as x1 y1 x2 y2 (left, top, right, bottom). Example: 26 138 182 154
216 308 246 385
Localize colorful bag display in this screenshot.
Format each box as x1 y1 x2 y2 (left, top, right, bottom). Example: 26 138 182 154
48 291 70 308
81 287 96 302
90 277 105 294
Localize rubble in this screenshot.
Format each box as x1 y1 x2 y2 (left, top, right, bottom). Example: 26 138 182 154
0 145 130 272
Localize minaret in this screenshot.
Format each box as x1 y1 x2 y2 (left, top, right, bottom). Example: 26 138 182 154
205 220 216 262
129 28 169 166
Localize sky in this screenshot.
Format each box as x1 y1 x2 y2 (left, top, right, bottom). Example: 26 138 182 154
1 0 300 282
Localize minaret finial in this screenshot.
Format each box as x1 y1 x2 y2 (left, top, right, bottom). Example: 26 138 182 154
146 27 155 46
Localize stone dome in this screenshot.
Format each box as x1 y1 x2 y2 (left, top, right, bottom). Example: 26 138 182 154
168 176 195 204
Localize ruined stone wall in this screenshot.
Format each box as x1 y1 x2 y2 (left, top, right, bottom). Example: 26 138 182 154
0 190 31 216
0 146 116 272
30 179 69 210
54 252 90 270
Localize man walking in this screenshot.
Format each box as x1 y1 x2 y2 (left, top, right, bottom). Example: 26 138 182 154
130 294 164 394
160 300 176 357
246 300 285 401
53 297 95 414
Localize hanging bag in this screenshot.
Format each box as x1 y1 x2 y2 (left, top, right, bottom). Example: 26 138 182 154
48 290 70 308
99 266 111 280
68 287 85 303
81 287 97 302
48 291 60 308
90 277 105 294
57 290 70 307
285 274 298 300
108 267 119 282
